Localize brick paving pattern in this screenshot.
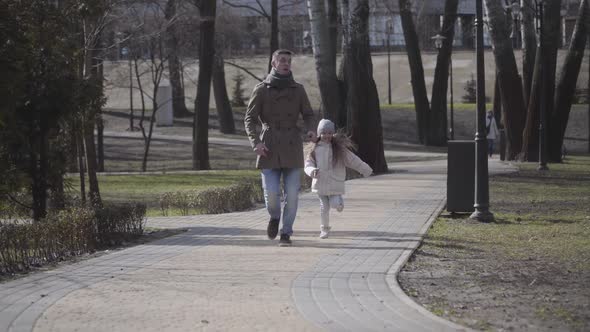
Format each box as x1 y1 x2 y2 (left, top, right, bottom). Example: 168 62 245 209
0 159 513 331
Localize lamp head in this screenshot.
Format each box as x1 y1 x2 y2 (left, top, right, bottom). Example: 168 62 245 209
431 34 446 49
560 7 567 17
510 1 521 19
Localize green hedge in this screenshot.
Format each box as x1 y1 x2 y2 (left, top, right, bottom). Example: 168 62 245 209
0 203 146 275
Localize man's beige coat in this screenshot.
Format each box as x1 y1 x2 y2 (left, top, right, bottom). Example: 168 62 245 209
244 81 316 169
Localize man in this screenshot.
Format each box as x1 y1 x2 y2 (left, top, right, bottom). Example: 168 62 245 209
244 49 316 247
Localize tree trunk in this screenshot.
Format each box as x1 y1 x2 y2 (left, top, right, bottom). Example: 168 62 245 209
96 115 104 172
327 0 339 65
399 0 429 144
128 57 136 131
308 0 344 123
212 41 236 134
193 0 216 170
49 173 65 210
84 118 101 206
484 0 527 160
337 0 350 128
328 0 345 126
96 59 105 172
429 0 458 146
549 0 588 162
521 0 537 110
267 0 278 73
344 0 387 173
142 96 159 172
165 0 190 118
541 0 563 161
82 19 102 207
30 127 48 221
77 129 86 204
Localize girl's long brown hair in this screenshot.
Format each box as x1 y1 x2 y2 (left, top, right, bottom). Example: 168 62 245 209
305 130 357 167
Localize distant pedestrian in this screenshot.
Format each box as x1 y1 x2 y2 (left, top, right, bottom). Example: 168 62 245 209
244 49 317 247
304 119 373 239
486 110 500 158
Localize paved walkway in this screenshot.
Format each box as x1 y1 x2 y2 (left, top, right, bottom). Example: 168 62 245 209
0 158 515 332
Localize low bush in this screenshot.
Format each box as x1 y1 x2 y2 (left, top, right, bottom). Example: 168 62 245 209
159 178 264 216
0 203 146 275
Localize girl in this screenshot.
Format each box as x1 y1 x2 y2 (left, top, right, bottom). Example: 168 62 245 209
304 119 373 239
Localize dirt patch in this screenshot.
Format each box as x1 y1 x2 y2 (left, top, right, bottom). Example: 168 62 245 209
399 226 590 331
398 163 590 332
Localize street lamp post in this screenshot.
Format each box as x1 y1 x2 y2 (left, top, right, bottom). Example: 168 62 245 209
471 0 494 222
432 33 454 140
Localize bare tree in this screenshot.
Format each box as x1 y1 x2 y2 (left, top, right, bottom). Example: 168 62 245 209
327 0 339 62
222 0 305 71
520 46 541 160
484 0 527 160
81 6 111 207
212 43 236 134
192 0 216 170
96 53 105 173
393 0 428 144
212 8 236 134
342 0 388 173
520 0 540 160
132 38 169 172
428 0 458 146
521 0 537 110
337 0 350 127
308 0 345 123
123 1 174 172
390 0 462 146
223 0 277 71
165 0 191 117
549 0 588 161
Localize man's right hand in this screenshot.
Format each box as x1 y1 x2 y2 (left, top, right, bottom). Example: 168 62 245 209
254 143 269 157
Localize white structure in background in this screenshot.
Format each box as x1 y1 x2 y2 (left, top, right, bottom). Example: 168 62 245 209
156 79 173 126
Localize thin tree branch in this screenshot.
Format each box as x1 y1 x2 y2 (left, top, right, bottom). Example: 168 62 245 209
224 61 265 81
278 0 305 10
4 193 32 211
222 0 269 19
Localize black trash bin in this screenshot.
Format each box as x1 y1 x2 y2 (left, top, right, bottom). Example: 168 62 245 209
447 140 475 213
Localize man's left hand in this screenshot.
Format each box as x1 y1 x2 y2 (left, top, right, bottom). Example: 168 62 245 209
306 131 317 142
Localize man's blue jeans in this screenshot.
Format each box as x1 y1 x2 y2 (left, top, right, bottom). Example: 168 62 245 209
261 168 301 236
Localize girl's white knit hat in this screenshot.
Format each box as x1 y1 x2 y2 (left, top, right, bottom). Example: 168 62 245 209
317 119 335 136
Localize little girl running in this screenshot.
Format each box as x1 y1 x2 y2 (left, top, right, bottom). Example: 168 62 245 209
304 119 373 239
